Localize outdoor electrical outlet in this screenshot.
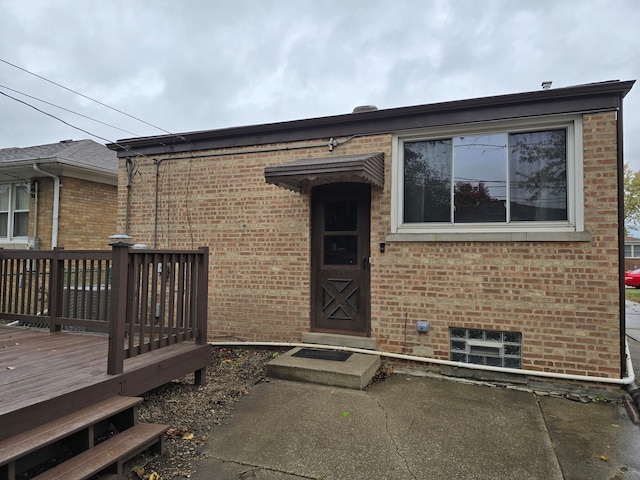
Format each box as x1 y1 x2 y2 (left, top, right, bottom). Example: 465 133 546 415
416 321 430 333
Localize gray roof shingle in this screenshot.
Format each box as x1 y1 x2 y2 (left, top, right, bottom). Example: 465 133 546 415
0 139 117 173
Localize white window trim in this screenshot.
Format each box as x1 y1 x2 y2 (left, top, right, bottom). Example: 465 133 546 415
390 114 585 240
0 182 30 242
626 243 640 258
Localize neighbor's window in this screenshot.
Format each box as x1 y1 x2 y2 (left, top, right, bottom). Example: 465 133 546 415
394 116 581 234
626 244 640 258
0 183 30 239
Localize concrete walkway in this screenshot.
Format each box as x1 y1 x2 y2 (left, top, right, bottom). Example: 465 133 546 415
626 298 640 344
626 299 640 387
191 306 640 480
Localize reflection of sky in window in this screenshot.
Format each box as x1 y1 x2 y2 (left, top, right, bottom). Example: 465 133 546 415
509 130 566 209
454 134 507 201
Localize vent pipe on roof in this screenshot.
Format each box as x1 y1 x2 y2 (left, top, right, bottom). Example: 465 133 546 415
541 81 552 90
352 105 378 113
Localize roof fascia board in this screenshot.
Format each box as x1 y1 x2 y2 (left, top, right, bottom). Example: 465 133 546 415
0 158 117 185
109 80 635 157
57 164 118 185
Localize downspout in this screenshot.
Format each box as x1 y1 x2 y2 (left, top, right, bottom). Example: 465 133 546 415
125 158 133 236
617 102 640 409
617 103 628 380
33 164 60 249
209 339 636 386
154 158 163 248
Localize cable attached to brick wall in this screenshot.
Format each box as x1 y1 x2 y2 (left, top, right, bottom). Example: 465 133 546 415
150 135 360 247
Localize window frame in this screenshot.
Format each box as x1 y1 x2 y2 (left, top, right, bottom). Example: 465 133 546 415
391 114 584 236
626 243 640 258
0 182 30 241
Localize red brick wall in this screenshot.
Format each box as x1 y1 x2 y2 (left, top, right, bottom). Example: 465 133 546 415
59 177 117 250
119 146 314 341
34 176 117 250
119 112 622 378
371 113 620 378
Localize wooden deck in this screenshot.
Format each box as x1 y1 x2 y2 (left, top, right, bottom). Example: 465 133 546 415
0 325 210 441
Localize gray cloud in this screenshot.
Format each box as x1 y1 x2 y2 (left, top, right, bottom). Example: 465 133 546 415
1 0 639 168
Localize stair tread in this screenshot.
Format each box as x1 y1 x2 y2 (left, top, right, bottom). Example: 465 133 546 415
32 422 168 480
0 396 142 464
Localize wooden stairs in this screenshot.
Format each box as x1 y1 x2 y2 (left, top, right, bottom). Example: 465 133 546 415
0 396 167 480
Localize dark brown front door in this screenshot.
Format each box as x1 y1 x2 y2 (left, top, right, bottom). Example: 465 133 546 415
311 183 370 335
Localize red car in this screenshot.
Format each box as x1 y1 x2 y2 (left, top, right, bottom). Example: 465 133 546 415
625 269 640 288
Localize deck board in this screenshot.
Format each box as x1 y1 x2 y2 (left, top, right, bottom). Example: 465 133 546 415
1 333 108 389
0 325 210 441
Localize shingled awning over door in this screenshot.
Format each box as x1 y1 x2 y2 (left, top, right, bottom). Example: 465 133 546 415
264 152 384 192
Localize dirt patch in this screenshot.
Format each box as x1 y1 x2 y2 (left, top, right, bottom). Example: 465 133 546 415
123 346 283 480
123 346 393 479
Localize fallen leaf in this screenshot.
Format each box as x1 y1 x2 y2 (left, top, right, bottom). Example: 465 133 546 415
131 465 144 479
341 411 350 418
600 454 609 462
148 471 160 480
183 432 194 440
7 366 15 370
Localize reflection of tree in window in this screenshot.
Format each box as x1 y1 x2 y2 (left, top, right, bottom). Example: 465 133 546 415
402 128 568 225
509 130 567 221
403 140 451 223
454 181 505 223
453 134 506 223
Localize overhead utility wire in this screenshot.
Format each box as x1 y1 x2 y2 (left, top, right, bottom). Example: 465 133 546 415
0 83 139 137
0 57 186 141
0 89 136 153
1 88 146 186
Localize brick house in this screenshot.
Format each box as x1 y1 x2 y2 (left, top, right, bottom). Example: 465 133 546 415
0 139 117 250
625 236 640 271
109 80 635 382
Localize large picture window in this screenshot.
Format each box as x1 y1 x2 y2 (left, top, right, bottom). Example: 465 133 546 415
404 129 567 224
0 183 30 239
393 116 582 236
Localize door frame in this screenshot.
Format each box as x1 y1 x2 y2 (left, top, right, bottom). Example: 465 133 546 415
310 182 371 336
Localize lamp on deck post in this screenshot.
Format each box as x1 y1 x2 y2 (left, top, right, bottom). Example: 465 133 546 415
108 233 133 246
107 233 132 375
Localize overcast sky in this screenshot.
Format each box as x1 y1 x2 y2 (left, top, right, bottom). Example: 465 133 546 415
1 1 639 168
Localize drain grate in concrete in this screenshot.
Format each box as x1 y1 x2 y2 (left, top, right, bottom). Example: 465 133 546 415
292 348 352 362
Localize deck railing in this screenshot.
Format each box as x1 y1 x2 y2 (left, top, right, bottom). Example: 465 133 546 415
0 243 209 375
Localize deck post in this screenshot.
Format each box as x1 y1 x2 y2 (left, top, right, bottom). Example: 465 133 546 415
194 246 209 386
49 248 63 332
107 242 129 375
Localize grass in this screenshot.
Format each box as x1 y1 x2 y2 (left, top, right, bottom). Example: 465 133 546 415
626 288 640 303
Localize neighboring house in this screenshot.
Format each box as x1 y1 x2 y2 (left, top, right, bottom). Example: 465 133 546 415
625 236 640 270
0 139 117 250
108 80 635 383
